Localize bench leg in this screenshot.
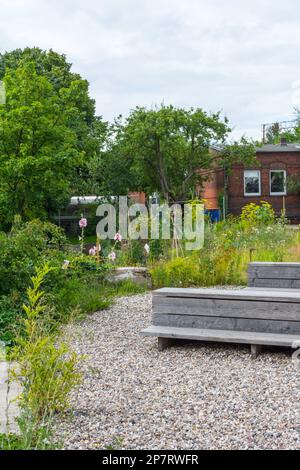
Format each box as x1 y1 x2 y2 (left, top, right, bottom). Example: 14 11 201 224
251 344 263 359
158 337 173 351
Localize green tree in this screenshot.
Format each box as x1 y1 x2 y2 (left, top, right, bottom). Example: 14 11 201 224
106 105 256 202
0 48 95 122
0 49 107 227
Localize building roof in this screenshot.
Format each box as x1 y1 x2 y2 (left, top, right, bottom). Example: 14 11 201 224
210 143 224 152
256 143 300 153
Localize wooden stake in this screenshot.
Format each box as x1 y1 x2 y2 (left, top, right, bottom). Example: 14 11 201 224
96 235 100 263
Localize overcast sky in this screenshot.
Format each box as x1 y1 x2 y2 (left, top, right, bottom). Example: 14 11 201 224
1 0 300 139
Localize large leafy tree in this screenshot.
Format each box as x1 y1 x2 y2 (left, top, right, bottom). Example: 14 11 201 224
106 105 256 202
0 48 107 227
0 47 95 122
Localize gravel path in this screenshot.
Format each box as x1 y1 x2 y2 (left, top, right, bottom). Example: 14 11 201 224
54 293 300 450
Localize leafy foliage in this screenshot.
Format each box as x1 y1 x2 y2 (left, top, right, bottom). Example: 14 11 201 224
264 110 300 144
0 426 58 450
240 201 276 225
0 296 20 345
0 219 149 345
151 210 299 288
1 265 80 449
105 105 228 201
0 48 107 228
10 264 81 420
104 105 256 202
0 219 66 297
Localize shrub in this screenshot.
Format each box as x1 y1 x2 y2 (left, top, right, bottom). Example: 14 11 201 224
0 219 67 296
151 215 300 288
0 296 21 345
10 265 81 426
240 201 275 226
0 220 69 343
0 219 112 342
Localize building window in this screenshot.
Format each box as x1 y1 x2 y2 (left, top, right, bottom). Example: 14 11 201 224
270 170 286 195
244 170 261 196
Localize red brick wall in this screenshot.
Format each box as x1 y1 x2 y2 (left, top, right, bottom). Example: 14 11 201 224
128 192 146 204
228 152 300 220
199 170 220 209
198 149 225 209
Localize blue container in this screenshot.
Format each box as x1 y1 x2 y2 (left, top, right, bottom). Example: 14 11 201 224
205 209 220 223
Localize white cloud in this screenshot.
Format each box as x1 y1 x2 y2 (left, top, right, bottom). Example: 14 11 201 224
1 0 300 139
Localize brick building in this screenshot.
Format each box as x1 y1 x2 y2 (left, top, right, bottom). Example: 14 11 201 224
201 140 300 222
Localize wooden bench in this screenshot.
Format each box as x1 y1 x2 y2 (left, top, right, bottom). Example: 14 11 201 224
141 287 300 357
248 262 300 289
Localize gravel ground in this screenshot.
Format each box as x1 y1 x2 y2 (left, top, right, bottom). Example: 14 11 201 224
54 293 300 450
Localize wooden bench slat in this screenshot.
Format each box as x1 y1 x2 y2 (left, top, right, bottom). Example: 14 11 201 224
248 262 300 288
248 268 300 280
152 296 300 321
153 287 300 302
248 278 300 288
249 262 300 266
141 325 300 348
152 313 300 334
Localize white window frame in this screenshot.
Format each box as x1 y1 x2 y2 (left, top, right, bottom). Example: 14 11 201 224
244 170 261 197
269 170 286 196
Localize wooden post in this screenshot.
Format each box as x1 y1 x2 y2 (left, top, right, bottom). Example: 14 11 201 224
158 337 174 351
251 344 263 359
96 235 100 264
282 196 286 220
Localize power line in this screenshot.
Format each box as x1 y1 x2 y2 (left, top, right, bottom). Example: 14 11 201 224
262 119 298 143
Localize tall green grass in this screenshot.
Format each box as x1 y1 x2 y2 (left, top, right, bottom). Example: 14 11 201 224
151 221 300 288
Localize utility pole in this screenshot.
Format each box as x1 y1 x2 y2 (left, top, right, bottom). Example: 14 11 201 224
262 123 266 144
